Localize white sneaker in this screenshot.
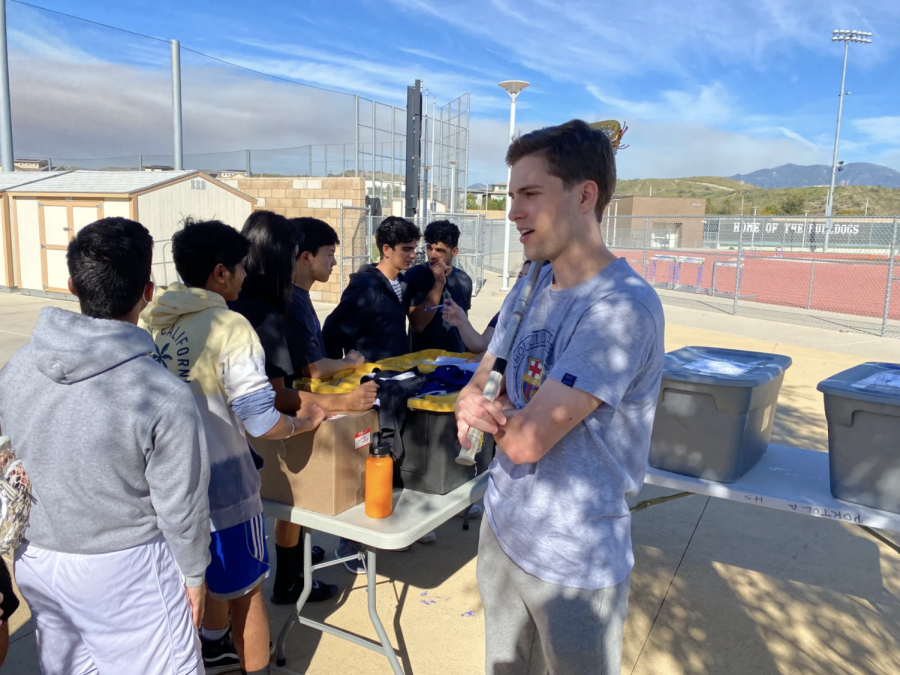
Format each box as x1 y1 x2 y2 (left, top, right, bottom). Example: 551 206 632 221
417 530 437 544
457 504 483 519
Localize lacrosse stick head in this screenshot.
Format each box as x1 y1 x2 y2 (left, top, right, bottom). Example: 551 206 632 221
590 120 629 153
0 436 32 557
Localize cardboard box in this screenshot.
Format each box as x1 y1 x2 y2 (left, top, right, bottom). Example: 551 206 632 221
253 410 377 516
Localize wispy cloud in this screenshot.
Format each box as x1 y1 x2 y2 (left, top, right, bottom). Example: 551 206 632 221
586 83 734 125
853 116 900 146
777 127 820 150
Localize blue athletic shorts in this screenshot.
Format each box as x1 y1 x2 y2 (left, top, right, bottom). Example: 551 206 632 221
206 513 270 601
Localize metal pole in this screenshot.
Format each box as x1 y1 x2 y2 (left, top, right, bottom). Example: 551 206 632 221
501 92 517 291
825 40 849 252
449 160 458 214
612 200 618 248
372 102 376 204
882 218 898 337
308 146 312 178
246 149 251 178
733 224 744 315
464 92 470 216
0 0 14 173
170 40 183 171
139 154 143 172
642 217 650 279
807 260 816 310
354 96 359 178
430 97 436 209
390 106 395 208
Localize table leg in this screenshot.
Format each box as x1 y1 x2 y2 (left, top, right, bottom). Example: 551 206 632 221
367 549 404 675
275 530 314 667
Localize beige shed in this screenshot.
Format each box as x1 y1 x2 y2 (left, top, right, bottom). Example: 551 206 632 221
8 170 255 298
0 171 68 291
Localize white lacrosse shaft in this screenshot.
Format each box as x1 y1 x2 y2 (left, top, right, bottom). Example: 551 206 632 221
457 260 544 465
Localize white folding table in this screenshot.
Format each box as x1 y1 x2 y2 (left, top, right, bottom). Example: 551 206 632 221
262 475 488 675
640 443 900 538
265 444 900 674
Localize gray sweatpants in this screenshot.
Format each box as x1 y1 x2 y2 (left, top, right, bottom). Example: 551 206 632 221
477 519 630 675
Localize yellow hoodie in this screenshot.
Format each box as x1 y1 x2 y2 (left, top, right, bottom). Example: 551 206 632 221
142 282 277 531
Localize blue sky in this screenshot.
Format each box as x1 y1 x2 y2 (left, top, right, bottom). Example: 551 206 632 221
7 0 900 184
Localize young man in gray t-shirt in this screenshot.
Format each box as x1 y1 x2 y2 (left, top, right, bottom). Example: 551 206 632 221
456 120 664 675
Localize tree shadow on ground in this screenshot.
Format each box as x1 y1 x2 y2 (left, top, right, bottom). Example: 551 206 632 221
626 485 900 675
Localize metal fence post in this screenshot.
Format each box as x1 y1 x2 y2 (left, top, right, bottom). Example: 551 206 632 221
170 39 183 171
733 224 744 315
807 260 816 310
0 0 15 174
245 149 251 178
882 217 899 337
339 205 345 293
354 96 359 178
642 217 650 279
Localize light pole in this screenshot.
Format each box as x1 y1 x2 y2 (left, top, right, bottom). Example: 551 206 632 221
499 80 529 290
824 29 872 251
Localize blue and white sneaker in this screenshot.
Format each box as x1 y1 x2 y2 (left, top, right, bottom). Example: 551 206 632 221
335 538 367 575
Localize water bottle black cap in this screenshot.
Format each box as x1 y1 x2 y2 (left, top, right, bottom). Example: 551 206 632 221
370 431 392 458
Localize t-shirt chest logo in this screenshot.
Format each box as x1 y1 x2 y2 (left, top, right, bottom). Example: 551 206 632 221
521 357 546 402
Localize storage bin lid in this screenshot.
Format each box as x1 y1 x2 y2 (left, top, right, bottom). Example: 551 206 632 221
663 347 792 387
817 362 900 405
408 391 459 413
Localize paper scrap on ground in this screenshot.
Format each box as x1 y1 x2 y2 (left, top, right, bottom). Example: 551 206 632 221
854 371 900 390
682 358 753 376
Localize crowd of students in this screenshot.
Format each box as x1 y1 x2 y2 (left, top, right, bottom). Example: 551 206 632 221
0 119 664 675
0 201 479 673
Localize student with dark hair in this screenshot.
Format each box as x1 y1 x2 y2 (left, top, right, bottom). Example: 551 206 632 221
280 217 381 576
456 120 664 675
287 218 367 382
0 217 211 674
143 218 327 675
406 219 473 353
322 216 420 361
227 211 340 611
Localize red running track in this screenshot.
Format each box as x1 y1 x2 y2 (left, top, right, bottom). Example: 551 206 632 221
616 250 900 321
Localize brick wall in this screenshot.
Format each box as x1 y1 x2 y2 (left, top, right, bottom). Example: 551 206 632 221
226 177 367 303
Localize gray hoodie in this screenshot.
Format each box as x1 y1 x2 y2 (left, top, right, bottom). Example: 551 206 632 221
0 307 211 586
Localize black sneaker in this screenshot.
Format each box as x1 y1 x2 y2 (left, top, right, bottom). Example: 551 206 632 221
269 577 339 606
201 629 240 674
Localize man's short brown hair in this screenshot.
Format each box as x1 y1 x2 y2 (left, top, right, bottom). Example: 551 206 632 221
506 119 617 222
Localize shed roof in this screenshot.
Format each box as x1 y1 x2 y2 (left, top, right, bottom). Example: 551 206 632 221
0 171 67 192
7 170 200 194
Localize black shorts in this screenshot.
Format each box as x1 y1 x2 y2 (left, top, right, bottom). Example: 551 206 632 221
0 557 19 622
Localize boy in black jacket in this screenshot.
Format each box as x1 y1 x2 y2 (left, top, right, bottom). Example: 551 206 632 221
323 216 420 361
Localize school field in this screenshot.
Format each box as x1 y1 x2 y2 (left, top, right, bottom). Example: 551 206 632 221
1 272 899 675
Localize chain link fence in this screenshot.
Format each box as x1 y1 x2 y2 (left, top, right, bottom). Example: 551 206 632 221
604 214 900 338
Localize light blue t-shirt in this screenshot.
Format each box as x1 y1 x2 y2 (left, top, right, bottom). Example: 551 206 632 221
485 258 665 590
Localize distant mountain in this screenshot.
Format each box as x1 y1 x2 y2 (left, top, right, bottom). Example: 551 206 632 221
729 163 900 189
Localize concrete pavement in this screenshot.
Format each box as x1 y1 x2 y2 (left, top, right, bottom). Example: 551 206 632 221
0 277 899 675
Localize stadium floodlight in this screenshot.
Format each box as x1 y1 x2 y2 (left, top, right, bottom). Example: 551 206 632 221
498 80 529 290
825 29 872 250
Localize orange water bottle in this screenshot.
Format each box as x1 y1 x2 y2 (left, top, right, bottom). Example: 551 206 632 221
365 433 393 518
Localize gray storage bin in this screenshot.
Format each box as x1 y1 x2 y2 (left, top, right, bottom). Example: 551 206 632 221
817 362 900 514
650 347 792 482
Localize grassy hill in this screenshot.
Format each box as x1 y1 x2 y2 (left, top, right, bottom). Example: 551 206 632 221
616 177 900 216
